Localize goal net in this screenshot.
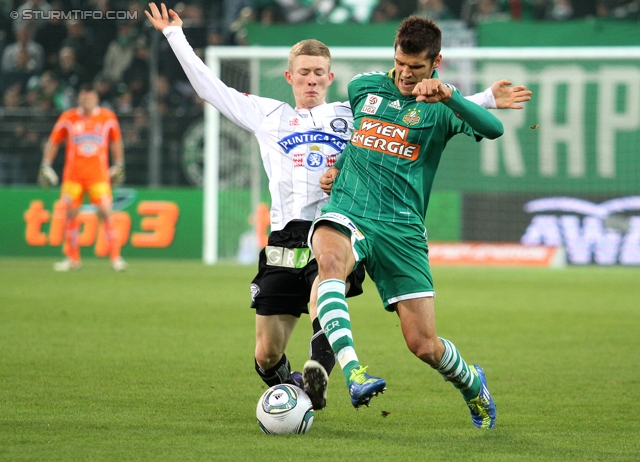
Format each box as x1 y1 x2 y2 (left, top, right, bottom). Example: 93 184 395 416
204 46 640 266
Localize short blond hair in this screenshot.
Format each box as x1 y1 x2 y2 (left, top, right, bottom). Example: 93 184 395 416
288 39 332 71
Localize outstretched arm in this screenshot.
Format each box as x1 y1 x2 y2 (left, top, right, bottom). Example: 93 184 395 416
491 79 531 109
145 2 182 30
465 79 532 110
145 2 266 132
413 79 503 139
445 90 504 139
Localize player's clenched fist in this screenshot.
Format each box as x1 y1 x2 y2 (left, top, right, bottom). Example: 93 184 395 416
319 166 339 195
412 78 453 103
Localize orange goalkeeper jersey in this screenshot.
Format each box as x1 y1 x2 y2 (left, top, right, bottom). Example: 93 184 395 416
49 107 122 183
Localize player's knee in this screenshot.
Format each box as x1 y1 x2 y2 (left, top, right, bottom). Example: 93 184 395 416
255 346 283 370
406 336 440 367
314 250 348 280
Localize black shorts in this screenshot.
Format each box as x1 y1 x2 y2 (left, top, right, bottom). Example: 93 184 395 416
250 220 365 317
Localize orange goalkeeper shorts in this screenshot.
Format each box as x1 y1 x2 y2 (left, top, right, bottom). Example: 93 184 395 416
61 180 112 209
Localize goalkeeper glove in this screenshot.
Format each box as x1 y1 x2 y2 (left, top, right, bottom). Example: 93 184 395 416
38 163 59 188
109 162 125 186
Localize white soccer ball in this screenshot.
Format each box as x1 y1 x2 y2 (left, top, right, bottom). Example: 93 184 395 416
256 384 314 435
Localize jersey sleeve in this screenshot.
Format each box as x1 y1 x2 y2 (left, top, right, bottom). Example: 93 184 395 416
163 26 279 133
106 111 122 142
49 113 70 144
443 88 503 140
464 87 497 109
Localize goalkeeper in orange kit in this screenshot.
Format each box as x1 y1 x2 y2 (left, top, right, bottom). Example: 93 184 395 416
39 83 127 272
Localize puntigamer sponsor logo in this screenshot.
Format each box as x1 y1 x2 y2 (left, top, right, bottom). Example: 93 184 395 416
277 131 347 155
351 118 420 160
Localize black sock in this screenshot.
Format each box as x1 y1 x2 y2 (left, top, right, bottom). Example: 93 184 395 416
310 317 336 376
255 354 292 387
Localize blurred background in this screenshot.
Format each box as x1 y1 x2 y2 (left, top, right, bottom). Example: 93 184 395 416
1 0 639 264
2 0 639 186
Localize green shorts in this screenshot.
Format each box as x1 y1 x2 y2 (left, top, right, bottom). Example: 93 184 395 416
310 206 435 311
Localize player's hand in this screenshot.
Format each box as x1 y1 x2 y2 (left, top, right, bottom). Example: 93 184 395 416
145 2 183 31
413 78 453 103
109 163 125 186
38 163 59 188
320 166 340 195
491 79 532 110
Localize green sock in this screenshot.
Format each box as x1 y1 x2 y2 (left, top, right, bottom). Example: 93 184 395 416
435 338 481 402
317 279 359 384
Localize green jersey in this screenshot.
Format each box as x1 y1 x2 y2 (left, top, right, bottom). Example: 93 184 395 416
328 70 503 224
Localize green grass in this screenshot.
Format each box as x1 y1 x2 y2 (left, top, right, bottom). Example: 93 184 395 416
1 258 639 461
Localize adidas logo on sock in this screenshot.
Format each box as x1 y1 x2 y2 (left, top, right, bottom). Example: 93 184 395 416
388 100 402 110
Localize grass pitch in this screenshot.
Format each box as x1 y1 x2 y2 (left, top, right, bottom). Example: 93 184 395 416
1 257 639 461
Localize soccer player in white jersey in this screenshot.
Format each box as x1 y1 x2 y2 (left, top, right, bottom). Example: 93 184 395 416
309 16 507 429
146 3 530 413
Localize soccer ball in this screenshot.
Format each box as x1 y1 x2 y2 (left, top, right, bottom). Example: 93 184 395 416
256 384 314 435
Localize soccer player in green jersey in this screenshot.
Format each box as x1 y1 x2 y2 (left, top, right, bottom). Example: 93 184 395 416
309 16 502 429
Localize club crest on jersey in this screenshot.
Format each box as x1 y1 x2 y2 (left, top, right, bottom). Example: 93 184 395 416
402 107 422 126
293 149 336 170
289 118 300 126
330 118 348 133
362 94 383 115
305 146 325 170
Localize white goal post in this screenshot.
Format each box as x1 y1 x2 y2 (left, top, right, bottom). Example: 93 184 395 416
203 46 640 265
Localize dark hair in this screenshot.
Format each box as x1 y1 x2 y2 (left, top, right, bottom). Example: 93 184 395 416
394 16 441 61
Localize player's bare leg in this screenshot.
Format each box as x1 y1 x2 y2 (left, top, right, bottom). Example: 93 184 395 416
255 314 299 387
97 202 126 272
396 297 496 429
55 201 81 271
